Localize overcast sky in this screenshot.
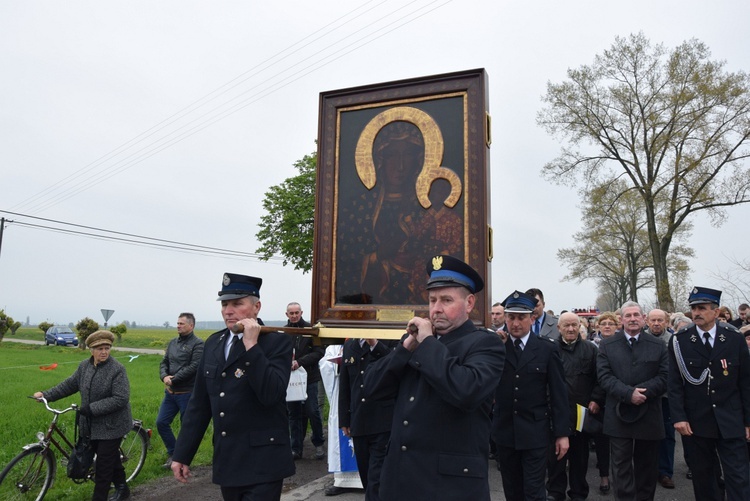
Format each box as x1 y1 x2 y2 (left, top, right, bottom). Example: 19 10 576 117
2 0 748 327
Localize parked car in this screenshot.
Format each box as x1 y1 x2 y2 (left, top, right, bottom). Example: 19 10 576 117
45 326 79 347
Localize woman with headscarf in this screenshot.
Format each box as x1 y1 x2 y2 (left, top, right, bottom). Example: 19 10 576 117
34 330 133 501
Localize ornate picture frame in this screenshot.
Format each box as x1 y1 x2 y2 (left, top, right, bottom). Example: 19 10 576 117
312 69 492 329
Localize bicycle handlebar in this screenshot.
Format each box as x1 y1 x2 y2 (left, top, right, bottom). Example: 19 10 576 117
28 395 78 415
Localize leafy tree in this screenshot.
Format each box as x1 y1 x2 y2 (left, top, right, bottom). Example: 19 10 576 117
256 150 316 272
163 321 170 329
38 321 53 334
9 321 21 335
558 180 692 306
75 317 100 349
538 33 750 311
110 323 127 341
0 310 15 341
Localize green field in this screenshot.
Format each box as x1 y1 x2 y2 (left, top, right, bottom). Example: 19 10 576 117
8 326 216 349
0 343 214 500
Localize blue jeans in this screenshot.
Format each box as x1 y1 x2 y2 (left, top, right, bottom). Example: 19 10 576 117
288 381 325 454
156 390 192 456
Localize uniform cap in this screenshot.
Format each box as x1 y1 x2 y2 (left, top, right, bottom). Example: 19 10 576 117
425 255 484 294
501 290 538 314
687 286 721 306
218 273 262 301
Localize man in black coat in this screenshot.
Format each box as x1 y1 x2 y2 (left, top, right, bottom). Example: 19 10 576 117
285 302 325 460
338 338 395 500
364 255 505 501
546 312 603 501
668 286 750 500
493 290 569 501
171 273 295 501
597 300 668 501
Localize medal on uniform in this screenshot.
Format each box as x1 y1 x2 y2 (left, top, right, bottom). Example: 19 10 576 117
234 368 245 378
721 359 728 376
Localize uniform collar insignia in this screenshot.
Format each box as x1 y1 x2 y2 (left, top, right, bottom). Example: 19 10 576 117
690 334 697 343
718 333 726 342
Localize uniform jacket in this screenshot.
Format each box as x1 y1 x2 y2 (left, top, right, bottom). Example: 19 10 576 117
286 319 323 384
44 356 132 441
339 338 395 436
493 333 569 449
557 336 604 432
364 320 505 501
173 328 295 487
668 323 750 439
597 331 668 440
159 331 204 393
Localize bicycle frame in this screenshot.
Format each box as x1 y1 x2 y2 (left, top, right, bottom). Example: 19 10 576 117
23 398 77 463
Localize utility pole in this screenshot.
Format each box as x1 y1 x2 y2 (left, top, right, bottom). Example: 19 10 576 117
0 217 5 259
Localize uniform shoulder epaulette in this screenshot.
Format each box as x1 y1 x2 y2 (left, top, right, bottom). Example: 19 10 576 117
676 325 692 335
718 321 740 333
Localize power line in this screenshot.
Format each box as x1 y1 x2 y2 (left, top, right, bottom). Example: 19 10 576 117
11 0 453 214
1 210 283 262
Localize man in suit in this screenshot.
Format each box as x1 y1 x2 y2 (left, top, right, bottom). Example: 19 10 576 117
364 255 505 501
730 303 749 329
338 338 394 500
285 302 325 460
493 290 569 501
668 286 750 500
171 273 295 501
597 300 668 501
526 288 558 339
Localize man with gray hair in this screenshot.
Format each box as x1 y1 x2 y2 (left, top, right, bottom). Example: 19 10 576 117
597 301 668 500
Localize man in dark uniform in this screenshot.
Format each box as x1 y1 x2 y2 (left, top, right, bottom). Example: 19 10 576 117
493 290 569 501
171 273 295 501
364 255 505 501
668 286 750 500
338 338 395 500
597 300 668 501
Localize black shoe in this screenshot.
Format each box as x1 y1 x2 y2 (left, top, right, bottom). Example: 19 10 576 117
162 456 173 469
324 485 348 496
109 483 130 501
292 450 302 460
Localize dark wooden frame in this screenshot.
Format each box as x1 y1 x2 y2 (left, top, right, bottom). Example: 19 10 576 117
312 69 492 329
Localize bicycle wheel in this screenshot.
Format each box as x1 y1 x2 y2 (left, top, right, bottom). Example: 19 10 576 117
120 425 148 483
0 446 55 501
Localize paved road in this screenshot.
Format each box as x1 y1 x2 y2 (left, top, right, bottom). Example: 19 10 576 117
2 336 164 355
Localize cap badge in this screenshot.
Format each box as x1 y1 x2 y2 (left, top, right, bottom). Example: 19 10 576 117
692 287 698 294
513 292 519 298
223 274 231 286
432 255 443 270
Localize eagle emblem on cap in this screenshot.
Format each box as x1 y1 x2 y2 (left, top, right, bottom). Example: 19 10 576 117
223 274 231 286
432 256 443 270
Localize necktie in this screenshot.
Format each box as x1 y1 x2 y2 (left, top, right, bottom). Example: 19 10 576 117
226 334 239 360
703 332 712 353
629 337 636 348
514 338 523 353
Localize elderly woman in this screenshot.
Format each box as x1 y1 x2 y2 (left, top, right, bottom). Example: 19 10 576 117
34 330 132 501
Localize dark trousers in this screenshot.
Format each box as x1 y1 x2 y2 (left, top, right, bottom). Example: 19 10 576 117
658 397 675 478
352 432 388 501
220 480 283 501
156 390 191 455
594 433 610 477
547 432 589 500
91 437 126 501
610 437 659 500
683 434 750 501
497 445 547 501
288 381 324 454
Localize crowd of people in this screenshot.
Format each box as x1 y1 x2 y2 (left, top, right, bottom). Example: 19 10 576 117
31 265 750 501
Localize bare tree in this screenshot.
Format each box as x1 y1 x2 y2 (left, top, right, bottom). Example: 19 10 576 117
539 32 750 311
